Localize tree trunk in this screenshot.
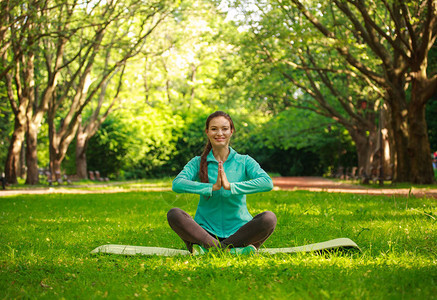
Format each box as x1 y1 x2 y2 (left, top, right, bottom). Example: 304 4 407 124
370 106 394 183
48 115 59 180
408 101 434 183
48 111 80 180
49 133 64 182
386 76 434 183
381 107 394 180
50 156 62 182
18 142 26 178
350 128 379 184
355 138 373 183
4 112 27 184
385 77 410 183
25 122 39 184
391 109 410 182
4 129 24 184
76 127 88 179
406 59 436 184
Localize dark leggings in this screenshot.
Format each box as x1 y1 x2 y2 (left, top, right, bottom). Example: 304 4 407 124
167 207 277 252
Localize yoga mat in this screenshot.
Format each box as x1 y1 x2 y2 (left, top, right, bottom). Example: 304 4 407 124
91 238 360 256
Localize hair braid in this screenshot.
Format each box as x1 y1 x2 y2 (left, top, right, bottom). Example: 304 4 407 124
199 141 212 183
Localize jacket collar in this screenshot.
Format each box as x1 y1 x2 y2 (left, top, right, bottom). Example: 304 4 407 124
207 146 236 163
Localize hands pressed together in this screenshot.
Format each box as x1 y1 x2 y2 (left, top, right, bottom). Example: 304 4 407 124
212 161 231 191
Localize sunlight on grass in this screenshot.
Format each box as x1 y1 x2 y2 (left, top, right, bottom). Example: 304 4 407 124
4 177 174 191
334 177 437 190
1 189 436 299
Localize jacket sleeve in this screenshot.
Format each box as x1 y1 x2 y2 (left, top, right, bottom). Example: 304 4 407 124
230 156 274 195
172 157 213 197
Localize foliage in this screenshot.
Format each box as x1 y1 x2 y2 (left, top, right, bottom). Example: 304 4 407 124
1 189 436 298
225 0 437 183
86 106 184 179
162 110 212 174
85 117 130 179
230 108 357 176
60 103 355 178
2 0 436 182
37 123 50 170
138 0 240 110
0 81 12 173
213 1 385 181
78 1 281 179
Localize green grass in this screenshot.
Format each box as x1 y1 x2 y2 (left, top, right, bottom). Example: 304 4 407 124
1 189 436 299
333 178 437 190
5 177 173 191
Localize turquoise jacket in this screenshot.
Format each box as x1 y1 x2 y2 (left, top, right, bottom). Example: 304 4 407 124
172 147 273 238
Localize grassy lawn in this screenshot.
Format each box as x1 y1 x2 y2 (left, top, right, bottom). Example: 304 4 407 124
4 178 174 191
1 189 436 299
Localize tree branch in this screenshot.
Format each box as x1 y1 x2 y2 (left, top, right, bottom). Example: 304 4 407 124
340 0 407 63
380 0 413 51
303 48 373 128
288 0 387 87
354 0 410 60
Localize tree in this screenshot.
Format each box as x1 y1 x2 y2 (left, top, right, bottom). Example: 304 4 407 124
0 81 12 175
286 0 437 183
223 1 387 180
140 0 239 111
75 64 125 179
426 44 437 154
2 0 177 183
228 0 437 183
48 1 177 180
1 0 51 184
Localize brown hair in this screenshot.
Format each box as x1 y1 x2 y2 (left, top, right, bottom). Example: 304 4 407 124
199 111 235 183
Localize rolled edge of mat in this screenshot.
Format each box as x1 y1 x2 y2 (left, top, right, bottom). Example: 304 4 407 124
259 238 361 254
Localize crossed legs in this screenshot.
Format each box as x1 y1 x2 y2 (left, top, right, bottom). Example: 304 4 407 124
167 207 277 252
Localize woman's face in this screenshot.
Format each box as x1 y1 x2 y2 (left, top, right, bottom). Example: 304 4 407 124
206 116 234 148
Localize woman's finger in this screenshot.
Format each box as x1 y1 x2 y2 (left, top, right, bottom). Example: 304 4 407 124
219 162 231 190
217 162 222 182
212 163 222 191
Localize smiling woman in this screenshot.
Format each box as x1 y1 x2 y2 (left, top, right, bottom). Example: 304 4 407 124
200 111 236 184
205 116 233 151
168 111 276 255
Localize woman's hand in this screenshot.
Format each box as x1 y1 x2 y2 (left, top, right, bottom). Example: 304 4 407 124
212 161 231 191
212 162 222 191
219 161 231 190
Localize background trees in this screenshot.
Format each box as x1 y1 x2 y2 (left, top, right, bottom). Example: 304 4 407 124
225 0 437 183
2 0 178 183
1 0 436 184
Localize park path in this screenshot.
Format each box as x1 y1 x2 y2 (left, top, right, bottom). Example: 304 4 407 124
272 177 437 198
0 177 436 198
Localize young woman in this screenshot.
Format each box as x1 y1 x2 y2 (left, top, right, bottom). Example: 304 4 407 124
167 111 277 255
